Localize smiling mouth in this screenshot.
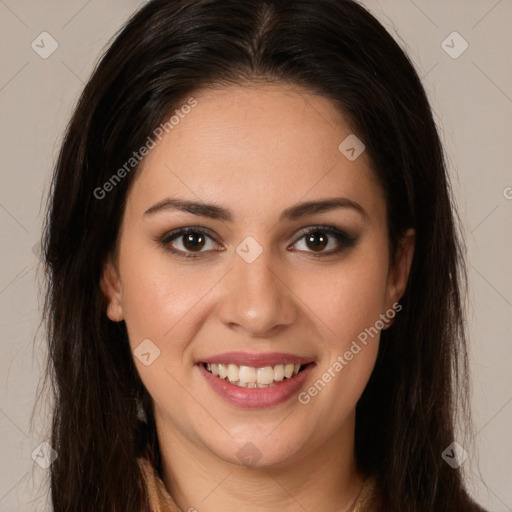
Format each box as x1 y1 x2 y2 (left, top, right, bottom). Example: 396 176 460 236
202 362 308 388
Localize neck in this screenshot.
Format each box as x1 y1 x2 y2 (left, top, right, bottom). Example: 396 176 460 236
156 411 365 512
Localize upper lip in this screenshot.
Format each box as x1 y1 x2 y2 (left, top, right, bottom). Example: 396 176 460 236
198 351 315 368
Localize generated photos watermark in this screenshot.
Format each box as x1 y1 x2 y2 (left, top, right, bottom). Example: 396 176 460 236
93 97 198 200
298 301 402 405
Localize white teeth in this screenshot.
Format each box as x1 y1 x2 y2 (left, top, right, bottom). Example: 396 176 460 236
239 365 257 384
274 364 284 381
227 364 239 382
257 366 275 385
284 363 294 379
218 363 228 379
204 361 305 387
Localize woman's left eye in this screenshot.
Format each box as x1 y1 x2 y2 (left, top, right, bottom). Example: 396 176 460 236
290 227 357 256
160 226 356 258
288 227 356 256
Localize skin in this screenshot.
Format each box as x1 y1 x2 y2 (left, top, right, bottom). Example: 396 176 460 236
101 83 414 512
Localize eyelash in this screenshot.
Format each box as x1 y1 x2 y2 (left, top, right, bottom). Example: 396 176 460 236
159 226 357 259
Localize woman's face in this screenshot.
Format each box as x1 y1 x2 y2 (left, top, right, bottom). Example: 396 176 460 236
102 83 414 468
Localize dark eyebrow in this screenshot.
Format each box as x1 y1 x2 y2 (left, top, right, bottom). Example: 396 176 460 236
280 197 367 221
144 197 367 221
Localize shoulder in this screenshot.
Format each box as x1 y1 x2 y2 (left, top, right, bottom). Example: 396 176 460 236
353 474 383 511
137 456 182 512
353 475 488 512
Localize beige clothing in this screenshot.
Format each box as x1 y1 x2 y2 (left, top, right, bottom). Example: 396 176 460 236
138 455 383 511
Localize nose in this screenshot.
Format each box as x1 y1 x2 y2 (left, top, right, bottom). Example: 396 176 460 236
216 245 298 338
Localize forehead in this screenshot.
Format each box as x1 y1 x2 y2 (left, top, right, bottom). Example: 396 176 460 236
126 83 385 223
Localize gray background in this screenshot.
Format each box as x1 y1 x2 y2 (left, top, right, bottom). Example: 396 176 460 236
0 0 511 510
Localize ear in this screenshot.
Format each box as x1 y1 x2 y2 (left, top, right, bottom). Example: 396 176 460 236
100 257 124 322
384 228 415 310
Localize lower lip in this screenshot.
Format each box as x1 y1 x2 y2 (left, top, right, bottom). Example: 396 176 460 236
198 363 314 408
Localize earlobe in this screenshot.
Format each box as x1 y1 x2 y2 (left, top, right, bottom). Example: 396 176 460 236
106 301 123 322
385 228 415 309
100 259 124 322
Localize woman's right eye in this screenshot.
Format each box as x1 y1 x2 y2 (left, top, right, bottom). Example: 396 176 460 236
160 228 222 258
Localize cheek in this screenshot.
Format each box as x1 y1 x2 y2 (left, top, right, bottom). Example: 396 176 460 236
308 254 389 344
296 252 388 411
118 240 214 347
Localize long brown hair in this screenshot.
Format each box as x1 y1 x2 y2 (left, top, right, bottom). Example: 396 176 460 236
39 0 485 510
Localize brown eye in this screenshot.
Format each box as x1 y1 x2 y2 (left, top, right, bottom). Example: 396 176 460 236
161 228 221 258
305 231 329 252
290 226 357 256
182 232 206 251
